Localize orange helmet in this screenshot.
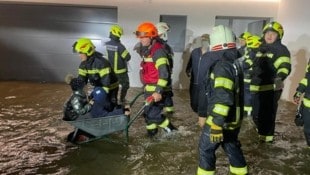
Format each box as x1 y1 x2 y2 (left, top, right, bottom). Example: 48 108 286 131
134 22 158 38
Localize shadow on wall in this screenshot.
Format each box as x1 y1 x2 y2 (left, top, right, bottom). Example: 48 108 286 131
175 29 205 90
176 32 205 90
285 34 310 102
0 41 59 82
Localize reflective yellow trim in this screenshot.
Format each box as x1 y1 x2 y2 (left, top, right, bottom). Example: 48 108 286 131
213 104 229 117
250 84 274 92
206 116 214 126
244 78 251 83
102 81 119 93
115 69 126 74
214 77 233 90
164 106 174 112
144 57 153 62
256 52 263 57
157 79 168 87
146 123 157 130
103 87 109 93
256 52 273 59
99 67 111 77
121 50 129 58
197 166 215 175
155 57 168 69
244 106 252 112
266 53 274 58
303 97 310 108
259 135 274 142
210 73 214 79
114 52 127 74
300 78 307 87
245 59 253 65
78 68 87 76
274 56 290 69
277 68 289 75
109 82 119 89
145 84 156 92
229 165 248 175
158 118 169 128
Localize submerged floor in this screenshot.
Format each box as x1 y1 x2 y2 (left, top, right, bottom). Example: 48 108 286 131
0 81 309 175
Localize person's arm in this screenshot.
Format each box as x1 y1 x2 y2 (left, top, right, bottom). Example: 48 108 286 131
152 49 170 101
120 43 131 62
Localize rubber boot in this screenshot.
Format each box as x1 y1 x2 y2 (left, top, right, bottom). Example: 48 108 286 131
147 128 158 138
163 122 177 133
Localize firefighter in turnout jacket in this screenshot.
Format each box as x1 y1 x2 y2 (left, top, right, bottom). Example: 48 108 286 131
72 38 119 108
105 24 131 104
242 35 262 116
156 22 175 114
197 25 248 175
134 22 177 137
250 21 291 143
294 61 310 147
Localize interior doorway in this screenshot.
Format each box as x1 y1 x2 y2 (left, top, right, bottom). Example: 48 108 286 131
215 16 271 38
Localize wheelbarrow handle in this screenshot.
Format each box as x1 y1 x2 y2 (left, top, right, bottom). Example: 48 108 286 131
127 96 154 128
128 91 144 107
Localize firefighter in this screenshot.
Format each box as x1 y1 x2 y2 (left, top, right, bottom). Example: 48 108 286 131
156 22 175 114
238 32 252 57
293 61 310 147
250 21 291 143
134 22 177 137
185 34 210 113
242 35 262 116
72 38 119 108
105 24 131 104
197 25 248 175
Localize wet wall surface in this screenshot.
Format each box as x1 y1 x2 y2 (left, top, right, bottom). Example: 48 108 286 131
0 81 309 175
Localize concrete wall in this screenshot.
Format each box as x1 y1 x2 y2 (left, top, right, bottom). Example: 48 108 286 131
4 0 299 99
277 0 310 102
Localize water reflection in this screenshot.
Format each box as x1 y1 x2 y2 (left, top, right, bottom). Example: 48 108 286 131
0 81 309 175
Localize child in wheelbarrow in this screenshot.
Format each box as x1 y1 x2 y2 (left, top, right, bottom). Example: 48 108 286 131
63 75 130 144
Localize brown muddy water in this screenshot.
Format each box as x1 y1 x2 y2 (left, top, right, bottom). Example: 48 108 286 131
0 81 309 175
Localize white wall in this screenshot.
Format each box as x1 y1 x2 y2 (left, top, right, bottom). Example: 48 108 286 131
2 0 283 93
277 0 310 102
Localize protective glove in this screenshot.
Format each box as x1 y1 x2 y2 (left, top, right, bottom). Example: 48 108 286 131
210 124 223 143
293 91 302 104
274 77 284 91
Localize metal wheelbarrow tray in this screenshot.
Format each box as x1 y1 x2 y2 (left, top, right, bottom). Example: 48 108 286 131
65 92 145 144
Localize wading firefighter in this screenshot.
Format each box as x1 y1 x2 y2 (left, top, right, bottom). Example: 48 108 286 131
134 22 177 137
197 25 248 175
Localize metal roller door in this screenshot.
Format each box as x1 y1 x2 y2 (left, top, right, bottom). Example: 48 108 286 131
0 3 117 82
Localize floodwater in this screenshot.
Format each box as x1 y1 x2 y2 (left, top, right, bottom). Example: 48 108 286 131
0 81 309 175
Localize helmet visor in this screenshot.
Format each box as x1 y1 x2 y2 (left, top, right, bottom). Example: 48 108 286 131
135 31 149 38
72 42 78 53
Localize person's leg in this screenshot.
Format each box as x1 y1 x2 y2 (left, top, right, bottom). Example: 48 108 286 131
222 129 248 175
197 125 220 175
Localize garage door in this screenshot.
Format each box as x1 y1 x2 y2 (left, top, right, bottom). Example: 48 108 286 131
0 3 117 82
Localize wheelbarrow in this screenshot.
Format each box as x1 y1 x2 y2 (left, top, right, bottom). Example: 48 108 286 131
65 92 153 144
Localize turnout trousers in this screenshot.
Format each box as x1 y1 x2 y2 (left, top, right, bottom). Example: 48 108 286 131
301 105 310 146
252 90 282 142
197 125 247 175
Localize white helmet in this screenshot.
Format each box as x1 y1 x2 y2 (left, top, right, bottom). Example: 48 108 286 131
156 22 170 41
210 25 236 51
